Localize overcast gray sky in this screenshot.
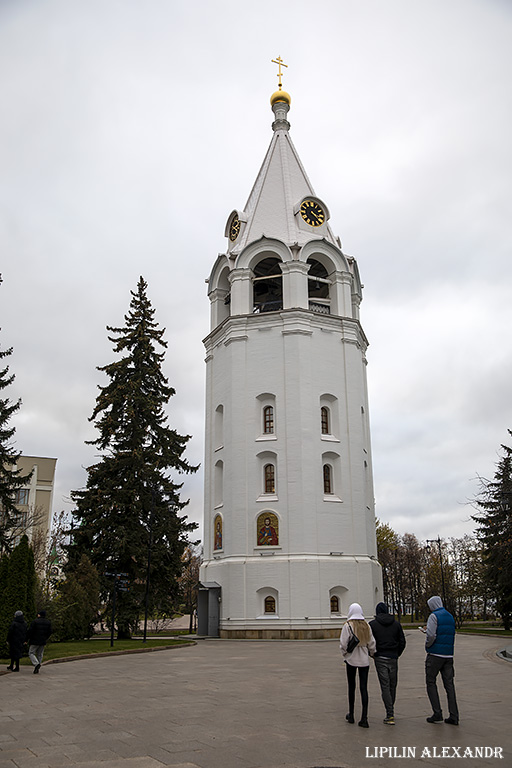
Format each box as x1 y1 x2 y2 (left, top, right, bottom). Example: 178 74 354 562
1 0 511 543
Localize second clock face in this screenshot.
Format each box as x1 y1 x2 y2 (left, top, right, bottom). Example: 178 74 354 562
229 214 241 242
300 199 325 227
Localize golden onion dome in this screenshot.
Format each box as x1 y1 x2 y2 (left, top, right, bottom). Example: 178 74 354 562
270 88 291 106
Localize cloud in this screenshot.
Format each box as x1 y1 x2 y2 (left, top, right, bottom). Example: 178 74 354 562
1 0 511 545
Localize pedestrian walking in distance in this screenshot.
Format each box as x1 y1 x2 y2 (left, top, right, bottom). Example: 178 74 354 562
424 595 459 725
27 610 52 674
7 611 27 672
369 602 406 725
339 602 376 728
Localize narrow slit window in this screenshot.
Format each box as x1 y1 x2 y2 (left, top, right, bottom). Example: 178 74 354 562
330 595 340 613
321 406 329 435
263 405 274 434
323 464 333 494
264 464 275 494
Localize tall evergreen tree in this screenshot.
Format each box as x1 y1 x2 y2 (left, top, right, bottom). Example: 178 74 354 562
52 554 100 641
69 277 198 637
0 552 8 628
0 535 37 657
0 276 32 552
472 431 512 630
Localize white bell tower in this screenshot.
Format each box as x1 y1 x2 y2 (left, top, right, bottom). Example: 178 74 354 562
200 61 382 638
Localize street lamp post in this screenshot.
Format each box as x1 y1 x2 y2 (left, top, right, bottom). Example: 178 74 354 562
426 536 446 604
143 487 156 644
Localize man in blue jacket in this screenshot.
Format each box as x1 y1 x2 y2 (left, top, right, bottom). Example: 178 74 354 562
424 596 459 725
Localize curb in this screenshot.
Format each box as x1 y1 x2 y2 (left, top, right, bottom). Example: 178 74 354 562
44 640 197 665
496 644 512 662
0 640 196 674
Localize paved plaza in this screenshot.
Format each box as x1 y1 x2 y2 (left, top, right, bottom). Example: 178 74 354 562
1 629 511 768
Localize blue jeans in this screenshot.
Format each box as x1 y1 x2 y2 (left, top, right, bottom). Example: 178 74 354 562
374 656 398 717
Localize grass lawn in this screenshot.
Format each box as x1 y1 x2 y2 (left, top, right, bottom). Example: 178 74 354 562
400 619 512 638
455 626 512 637
1 637 192 666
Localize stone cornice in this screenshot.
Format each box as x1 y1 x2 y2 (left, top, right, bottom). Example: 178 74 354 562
203 308 368 353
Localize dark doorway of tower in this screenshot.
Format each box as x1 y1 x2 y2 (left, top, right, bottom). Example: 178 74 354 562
197 581 221 637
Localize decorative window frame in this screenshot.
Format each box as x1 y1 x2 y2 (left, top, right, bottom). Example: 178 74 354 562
256 450 278 501
214 404 224 451
214 459 224 508
329 585 347 616
256 586 279 618
322 451 342 502
320 394 340 441
256 393 277 441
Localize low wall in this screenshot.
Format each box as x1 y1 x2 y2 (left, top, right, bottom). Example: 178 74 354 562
220 627 341 640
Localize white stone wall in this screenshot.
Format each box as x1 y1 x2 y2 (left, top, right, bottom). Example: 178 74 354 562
202 242 382 631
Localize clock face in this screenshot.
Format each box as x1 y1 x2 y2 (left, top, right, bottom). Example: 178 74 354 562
229 214 241 242
300 199 325 227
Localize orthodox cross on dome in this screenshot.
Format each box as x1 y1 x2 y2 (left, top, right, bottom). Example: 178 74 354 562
271 55 288 89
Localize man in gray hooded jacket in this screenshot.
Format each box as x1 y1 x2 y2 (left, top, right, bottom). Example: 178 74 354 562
424 596 459 725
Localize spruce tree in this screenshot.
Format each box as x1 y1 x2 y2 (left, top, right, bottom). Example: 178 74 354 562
0 276 32 552
472 431 512 630
0 535 37 656
53 554 100 640
69 277 198 637
0 552 8 656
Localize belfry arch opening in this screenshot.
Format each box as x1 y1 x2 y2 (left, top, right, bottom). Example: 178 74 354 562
307 258 330 314
253 257 283 313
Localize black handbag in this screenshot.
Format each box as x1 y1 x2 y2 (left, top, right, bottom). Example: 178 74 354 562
346 623 360 653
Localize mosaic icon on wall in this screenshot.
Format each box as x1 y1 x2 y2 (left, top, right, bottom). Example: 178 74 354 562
213 514 223 550
257 512 279 546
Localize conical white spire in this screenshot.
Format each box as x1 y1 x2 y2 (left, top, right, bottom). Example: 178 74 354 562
227 91 339 255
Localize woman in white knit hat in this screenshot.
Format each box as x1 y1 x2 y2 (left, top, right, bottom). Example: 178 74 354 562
340 602 376 727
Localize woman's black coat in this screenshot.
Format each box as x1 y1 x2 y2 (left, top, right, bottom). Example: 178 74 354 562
7 615 28 659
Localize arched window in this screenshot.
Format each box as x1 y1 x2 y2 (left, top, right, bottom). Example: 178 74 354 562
215 404 224 449
253 257 283 313
330 595 340 613
307 258 330 314
264 464 275 494
264 596 276 614
263 405 274 434
320 395 338 439
323 464 333 495
214 460 223 507
321 406 330 435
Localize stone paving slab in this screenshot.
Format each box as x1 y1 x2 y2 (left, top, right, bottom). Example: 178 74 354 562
1 631 511 768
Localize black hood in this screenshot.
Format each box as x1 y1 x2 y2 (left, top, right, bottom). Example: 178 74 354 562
375 612 395 626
